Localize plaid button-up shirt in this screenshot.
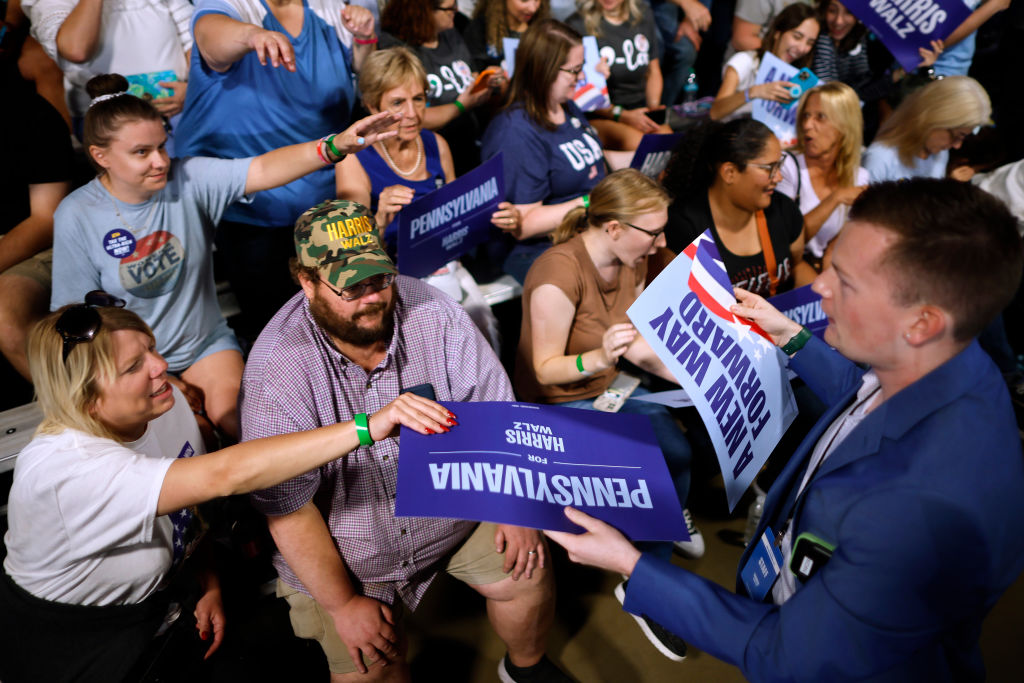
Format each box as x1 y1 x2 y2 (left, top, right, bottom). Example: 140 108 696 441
243 277 513 608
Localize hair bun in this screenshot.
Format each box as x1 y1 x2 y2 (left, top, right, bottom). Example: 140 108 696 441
85 74 130 99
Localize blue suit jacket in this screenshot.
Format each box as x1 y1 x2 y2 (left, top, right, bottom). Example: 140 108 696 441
624 337 1024 682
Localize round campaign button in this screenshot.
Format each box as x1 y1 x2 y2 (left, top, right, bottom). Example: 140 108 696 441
103 229 137 259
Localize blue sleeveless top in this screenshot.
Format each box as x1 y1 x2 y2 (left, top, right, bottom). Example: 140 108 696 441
356 130 446 246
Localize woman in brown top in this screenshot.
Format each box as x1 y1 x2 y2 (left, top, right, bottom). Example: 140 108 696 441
515 169 702 563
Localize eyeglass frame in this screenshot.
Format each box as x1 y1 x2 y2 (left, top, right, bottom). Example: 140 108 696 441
559 64 585 77
55 290 127 363
947 125 981 145
433 3 457 12
319 273 396 301
748 158 785 178
622 221 665 239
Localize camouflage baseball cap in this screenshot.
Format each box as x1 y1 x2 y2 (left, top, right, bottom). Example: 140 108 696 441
294 200 397 290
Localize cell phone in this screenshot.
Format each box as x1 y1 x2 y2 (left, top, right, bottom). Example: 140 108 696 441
783 68 819 109
125 70 178 100
645 108 667 125
469 66 503 94
402 383 437 401
789 532 834 583
592 372 641 412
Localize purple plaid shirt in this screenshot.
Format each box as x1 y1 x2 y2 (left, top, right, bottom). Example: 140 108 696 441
242 276 513 608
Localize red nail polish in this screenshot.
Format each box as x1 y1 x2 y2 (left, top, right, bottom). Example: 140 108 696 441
441 426 450 433
448 412 456 419
200 632 209 641
425 428 434 435
447 418 457 425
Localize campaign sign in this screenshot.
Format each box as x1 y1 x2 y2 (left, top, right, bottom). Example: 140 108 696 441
752 53 803 149
395 401 688 541
630 133 683 178
843 0 972 72
627 231 798 510
768 285 828 341
397 155 504 278
503 36 610 111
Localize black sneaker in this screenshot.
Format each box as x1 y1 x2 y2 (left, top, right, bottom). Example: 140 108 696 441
497 654 575 683
614 581 687 662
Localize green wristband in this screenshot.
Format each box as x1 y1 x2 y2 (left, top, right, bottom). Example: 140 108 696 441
454 99 466 114
354 412 373 447
576 353 585 373
780 326 813 355
612 105 622 121
325 134 345 161
582 194 590 209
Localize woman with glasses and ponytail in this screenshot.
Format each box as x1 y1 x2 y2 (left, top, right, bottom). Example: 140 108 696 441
661 118 815 298
0 294 454 683
514 169 700 660
49 73 397 441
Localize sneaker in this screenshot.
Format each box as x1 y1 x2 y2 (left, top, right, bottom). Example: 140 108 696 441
497 654 574 683
614 581 687 662
672 508 705 559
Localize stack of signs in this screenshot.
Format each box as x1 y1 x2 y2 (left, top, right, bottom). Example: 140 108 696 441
752 52 801 148
630 133 683 178
503 36 610 112
395 401 688 541
842 0 972 72
627 231 798 510
396 155 504 278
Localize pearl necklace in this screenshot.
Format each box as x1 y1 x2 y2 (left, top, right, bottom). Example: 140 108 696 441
378 136 423 177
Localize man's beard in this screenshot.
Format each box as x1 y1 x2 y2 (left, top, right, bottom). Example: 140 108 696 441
309 291 397 347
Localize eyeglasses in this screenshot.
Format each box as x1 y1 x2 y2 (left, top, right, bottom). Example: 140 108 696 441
434 4 457 12
749 159 785 178
623 221 665 239
947 126 980 144
56 290 126 363
559 64 585 76
320 273 396 301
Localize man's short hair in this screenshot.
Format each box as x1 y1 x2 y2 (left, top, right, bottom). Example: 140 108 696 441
849 179 1023 341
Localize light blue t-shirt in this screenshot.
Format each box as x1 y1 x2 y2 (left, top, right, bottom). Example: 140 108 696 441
51 157 251 371
176 0 356 227
862 141 949 182
933 0 978 77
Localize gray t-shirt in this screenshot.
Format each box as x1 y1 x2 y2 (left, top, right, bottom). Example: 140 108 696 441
734 0 810 31
51 156 251 370
566 12 660 109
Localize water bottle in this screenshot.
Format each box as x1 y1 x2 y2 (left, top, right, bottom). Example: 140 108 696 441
683 69 699 104
742 492 766 546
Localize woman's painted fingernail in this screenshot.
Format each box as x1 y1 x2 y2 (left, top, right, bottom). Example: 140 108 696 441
200 631 210 641
441 426 450 433
447 418 457 425
425 428 434 435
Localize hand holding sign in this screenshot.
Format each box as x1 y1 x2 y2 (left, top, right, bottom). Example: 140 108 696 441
730 287 804 347
370 392 456 440
545 506 643 577
490 201 522 235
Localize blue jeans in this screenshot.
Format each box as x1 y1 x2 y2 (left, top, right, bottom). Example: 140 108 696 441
561 386 692 560
652 0 698 105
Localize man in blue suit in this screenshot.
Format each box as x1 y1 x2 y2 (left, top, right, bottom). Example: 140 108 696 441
547 178 1024 682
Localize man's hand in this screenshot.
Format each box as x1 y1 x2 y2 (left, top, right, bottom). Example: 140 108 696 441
730 287 803 346
194 583 226 660
368 392 456 441
329 595 399 674
152 80 187 117
494 524 545 580
544 506 642 576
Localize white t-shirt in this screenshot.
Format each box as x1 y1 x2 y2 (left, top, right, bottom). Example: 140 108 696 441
722 51 760 121
22 0 193 117
777 153 870 257
3 387 205 606
862 141 949 182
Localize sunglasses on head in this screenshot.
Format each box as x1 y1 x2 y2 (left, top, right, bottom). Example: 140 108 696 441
56 290 126 363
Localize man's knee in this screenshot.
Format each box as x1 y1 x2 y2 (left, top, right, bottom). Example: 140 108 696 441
0 275 48 349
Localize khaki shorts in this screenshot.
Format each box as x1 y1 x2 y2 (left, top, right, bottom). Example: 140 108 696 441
278 522 509 674
1 246 52 289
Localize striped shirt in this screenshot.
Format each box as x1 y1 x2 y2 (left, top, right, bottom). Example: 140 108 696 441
242 277 513 608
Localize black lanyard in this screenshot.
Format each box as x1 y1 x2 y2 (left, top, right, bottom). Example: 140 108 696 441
774 385 882 547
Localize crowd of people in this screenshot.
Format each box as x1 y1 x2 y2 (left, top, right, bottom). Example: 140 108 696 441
2 0 1024 681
